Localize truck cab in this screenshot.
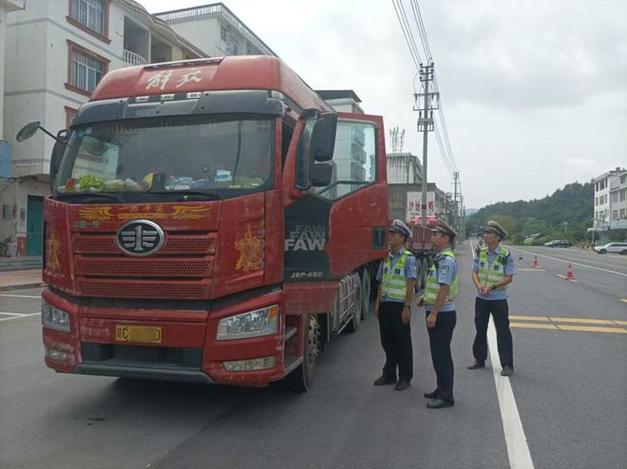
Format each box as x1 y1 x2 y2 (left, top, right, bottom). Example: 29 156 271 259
31 56 389 391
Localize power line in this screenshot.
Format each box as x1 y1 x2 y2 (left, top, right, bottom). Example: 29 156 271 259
392 0 423 69
410 0 432 60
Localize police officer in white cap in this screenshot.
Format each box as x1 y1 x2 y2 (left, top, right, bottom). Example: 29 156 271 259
468 220 517 376
373 219 417 391
421 219 458 409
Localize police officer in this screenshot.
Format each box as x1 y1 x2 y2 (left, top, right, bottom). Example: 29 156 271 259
421 219 458 409
468 220 517 376
373 219 417 391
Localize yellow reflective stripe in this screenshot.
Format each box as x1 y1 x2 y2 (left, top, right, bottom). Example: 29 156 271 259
424 250 458 304
478 247 508 287
382 251 411 300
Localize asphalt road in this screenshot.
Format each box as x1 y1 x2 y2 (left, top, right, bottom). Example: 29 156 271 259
1 243 625 469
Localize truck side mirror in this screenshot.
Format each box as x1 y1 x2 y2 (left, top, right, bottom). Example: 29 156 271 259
310 113 337 162
50 129 70 191
310 162 333 187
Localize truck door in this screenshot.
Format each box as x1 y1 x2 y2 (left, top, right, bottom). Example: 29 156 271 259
318 113 388 276
284 113 388 280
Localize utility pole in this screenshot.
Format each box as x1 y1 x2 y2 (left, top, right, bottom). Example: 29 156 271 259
453 171 459 232
414 62 438 226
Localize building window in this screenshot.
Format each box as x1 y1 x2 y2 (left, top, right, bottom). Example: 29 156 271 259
65 107 78 127
613 210 619 221
620 208 626 219
612 192 619 203
621 175 626 184
621 189 626 201
66 41 109 96
68 0 110 43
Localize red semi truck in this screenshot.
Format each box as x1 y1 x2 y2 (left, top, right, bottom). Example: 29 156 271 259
18 56 392 391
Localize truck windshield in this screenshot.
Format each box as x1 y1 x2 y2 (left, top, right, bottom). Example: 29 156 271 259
55 116 274 197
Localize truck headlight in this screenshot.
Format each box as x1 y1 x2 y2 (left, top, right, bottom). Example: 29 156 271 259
217 305 279 340
41 301 70 332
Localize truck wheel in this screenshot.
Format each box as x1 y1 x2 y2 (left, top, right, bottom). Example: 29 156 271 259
345 276 361 333
285 315 319 392
360 267 372 319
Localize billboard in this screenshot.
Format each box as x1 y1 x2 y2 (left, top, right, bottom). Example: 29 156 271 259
406 191 435 221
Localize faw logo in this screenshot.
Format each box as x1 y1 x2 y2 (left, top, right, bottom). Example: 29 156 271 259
116 220 165 256
285 224 327 251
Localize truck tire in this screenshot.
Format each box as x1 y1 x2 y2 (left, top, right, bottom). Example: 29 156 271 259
360 267 372 319
285 315 319 392
345 275 361 333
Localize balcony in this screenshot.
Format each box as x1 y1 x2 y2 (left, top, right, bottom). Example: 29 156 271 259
123 49 148 66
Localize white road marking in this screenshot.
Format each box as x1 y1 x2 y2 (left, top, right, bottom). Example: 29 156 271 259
471 241 534 469
0 312 40 322
511 247 627 278
488 322 535 469
0 293 41 299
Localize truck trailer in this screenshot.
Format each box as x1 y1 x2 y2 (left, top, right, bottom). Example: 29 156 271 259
19 55 391 391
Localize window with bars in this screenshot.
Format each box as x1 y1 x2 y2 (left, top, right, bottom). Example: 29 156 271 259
66 41 109 95
70 0 105 35
70 50 104 92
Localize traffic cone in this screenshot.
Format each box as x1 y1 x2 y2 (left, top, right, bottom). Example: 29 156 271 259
532 256 540 268
566 263 575 280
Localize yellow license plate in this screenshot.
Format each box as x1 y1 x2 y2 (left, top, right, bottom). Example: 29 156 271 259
115 325 162 344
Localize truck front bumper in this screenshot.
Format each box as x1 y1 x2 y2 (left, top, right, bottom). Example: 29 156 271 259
42 288 288 387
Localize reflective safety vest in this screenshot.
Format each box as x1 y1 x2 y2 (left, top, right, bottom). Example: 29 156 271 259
477 245 510 288
381 249 413 301
424 248 459 304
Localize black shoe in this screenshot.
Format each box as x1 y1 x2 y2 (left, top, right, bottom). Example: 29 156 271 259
467 361 485 370
501 365 513 377
373 375 397 386
394 379 411 391
423 390 439 399
427 398 454 409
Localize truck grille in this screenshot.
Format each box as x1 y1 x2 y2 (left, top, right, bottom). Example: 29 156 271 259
72 231 215 299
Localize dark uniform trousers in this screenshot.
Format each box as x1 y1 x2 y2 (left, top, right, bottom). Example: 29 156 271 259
473 298 513 367
378 301 413 382
426 310 456 402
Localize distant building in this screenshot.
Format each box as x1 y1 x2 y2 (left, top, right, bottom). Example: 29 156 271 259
0 0 272 257
592 167 627 242
317 89 363 114
154 3 276 57
593 167 626 230
386 152 423 185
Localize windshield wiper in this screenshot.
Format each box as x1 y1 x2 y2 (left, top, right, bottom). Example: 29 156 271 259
151 190 222 201
55 192 124 203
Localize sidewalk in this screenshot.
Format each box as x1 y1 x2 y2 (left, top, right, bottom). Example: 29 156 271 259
0 269 45 291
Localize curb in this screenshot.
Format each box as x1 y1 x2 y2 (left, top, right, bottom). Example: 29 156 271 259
0 282 47 292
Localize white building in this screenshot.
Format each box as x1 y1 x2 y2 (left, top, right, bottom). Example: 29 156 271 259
154 3 276 57
608 169 627 230
0 0 272 257
386 152 423 185
593 167 626 231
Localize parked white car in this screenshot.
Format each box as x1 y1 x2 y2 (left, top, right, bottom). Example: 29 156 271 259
593 242 627 254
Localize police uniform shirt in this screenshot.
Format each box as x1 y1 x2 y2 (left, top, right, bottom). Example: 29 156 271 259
376 248 418 303
425 252 457 312
472 246 517 300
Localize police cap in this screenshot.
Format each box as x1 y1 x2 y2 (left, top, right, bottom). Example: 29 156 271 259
484 220 508 239
389 219 412 239
429 219 457 239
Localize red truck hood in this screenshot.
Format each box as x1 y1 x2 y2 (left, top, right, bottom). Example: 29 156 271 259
43 194 272 301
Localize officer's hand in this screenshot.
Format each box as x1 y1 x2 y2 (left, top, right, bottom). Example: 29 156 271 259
401 306 410 324
417 296 424 307
426 312 437 328
479 285 489 295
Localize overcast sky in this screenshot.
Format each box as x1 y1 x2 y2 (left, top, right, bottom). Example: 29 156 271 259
141 0 627 209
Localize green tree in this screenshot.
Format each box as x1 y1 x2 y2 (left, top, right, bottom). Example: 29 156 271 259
465 181 593 244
